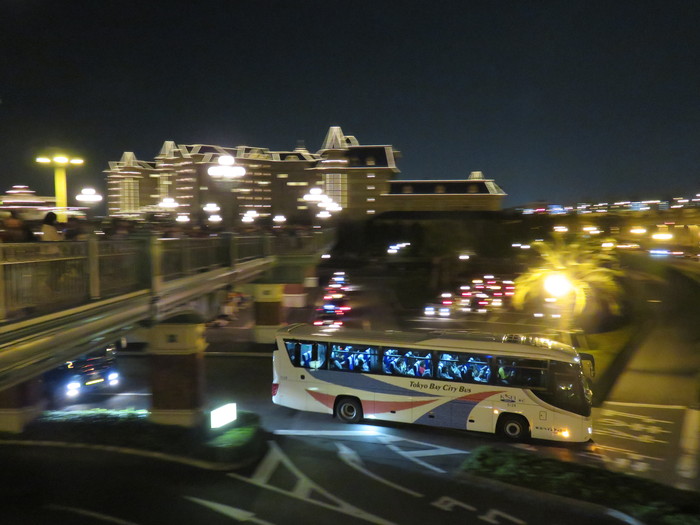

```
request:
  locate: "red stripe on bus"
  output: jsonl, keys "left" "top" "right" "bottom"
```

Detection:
{"left": 306, "top": 390, "right": 436, "bottom": 414}
{"left": 458, "top": 390, "right": 504, "bottom": 402}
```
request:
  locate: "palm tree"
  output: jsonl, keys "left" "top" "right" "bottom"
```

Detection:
{"left": 512, "top": 238, "right": 625, "bottom": 333}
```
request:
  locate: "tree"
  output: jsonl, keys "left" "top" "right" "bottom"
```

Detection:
{"left": 512, "top": 238, "right": 625, "bottom": 332}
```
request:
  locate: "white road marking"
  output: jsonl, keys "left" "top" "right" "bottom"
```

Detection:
{"left": 431, "top": 495, "right": 476, "bottom": 512}
{"left": 592, "top": 443, "right": 665, "bottom": 462}
{"left": 602, "top": 401, "right": 686, "bottom": 410}
{"left": 274, "top": 430, "right": 380, "bottom": 436}
{"left": 276, "top": 429, "right": 469, "bottom": 473}
{"left": 46, "top": 504, "right": 141, "bottom": 525}
{"left": 185, "top": 497, "right": 274, "bottom": 524}
{"left": 605, "top": 509, "right": 645, "bottom": 525}
{"left": 478, "top": 508, "right": 527, "bottom": 524}
{"left": 676, "top": 408, "right": 699, "bottom": 487}
{"left": 228, "top": 441, "right": 396, "bottom": 525}
{"left": 336, "top": 442, "right": 423, "bottom": 497}
{"left": 375, "top": 435, "right": 466, "bottom": 474}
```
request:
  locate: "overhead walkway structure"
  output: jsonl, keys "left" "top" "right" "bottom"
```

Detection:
{"left": 0, "top": 230, "right": 333, "bottom": 431}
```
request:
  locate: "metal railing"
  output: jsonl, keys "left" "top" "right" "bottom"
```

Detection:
{"left": 0, "top": 229, "right": 334, "bottom": 324}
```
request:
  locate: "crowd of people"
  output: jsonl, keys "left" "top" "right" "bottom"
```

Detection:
{"left": 0, "top": 212, "right": 313, "bottom": 244}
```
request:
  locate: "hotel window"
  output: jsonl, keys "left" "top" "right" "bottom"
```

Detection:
{"left": 366, "top": 157, "right": 376, "bottom": 166}
{"left": 367, "top": 173, "right": 375, "bottom": 178}
{"left": 367, "top": 198, "right": 375, "bottom": 202}
{"left": 367, "top": 209, "right": 376, "bottom": 214}
{"left": 402, "top": 185, "right": 413, "bottom": 193}
{"left": 324, "top": 172, "right": 347, "bottom": 208}
{"left": 366, "top": 185, "right": 375, "bottom": 190}
{"left": 468, "top": 184, "right": 479, "bottom": 193}
{"left": 277, "top": 174, "right": 289, "bottom": 178}
{"left": 436, "top": 185, "right": 445, "bottom": 194}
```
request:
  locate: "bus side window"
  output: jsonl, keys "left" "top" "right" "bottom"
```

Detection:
{"left": 383, "top": 349, "right": 399, "bottom": 374}
{"left": 496, "top": 358, "right": 516, "bottom": 385}
{"left": 308, "top": 343, "right": 327, "bottom": 370}
{"left": 300, "top": 342, "right": 315, "bottom": 368}
{"left": 331, "top": 345, "right": 348, "bottom": 371}
{"left": 464, "top": 355, "right": 490, "bottom": 384}
{"left": 285, "top": 340, "right": 301, "bottom": 367}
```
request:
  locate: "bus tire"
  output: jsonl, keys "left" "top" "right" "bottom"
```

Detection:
{"left": 498, "top": 414, "right": 530, "bottom": 441}
{"left": 336, "top": 397, "right": 363, "bottom": 424}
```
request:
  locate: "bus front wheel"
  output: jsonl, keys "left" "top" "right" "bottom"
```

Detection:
{"left": 498, "top": 414, "right": 530, "bottom": 441}
{"left": 336, "top": 397, "right": 363, "bottom": 424}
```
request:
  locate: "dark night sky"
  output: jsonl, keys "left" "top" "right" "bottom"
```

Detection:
{"left": 1, "top": 0, "right": 699, "bottom": 207}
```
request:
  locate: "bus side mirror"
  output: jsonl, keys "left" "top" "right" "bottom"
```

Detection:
{"left": 579, "top": 353, "right": 596, "bottom": 378}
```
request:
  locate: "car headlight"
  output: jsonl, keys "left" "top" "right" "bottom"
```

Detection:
{"left": 108, "top": 372, "right": 119, "bottom": 381}
{"left": 67, "top": 382, "right": 81, "bottom": 390}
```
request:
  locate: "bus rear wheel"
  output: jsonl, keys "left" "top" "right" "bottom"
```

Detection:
{"left": 336, "top": 397, "right": 363, "bottom": 424}
{"left": 499, "top": 414, "right": 530, "bottom": 441}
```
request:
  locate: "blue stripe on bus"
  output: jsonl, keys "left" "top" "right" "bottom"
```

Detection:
{"left": 307, "top": 369, "right": 435, "bottom": 397}
{"left": 413, "top": 398, "right": 479, "bottom": 428}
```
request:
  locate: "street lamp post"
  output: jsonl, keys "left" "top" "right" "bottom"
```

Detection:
{"left": 207, "top": 155, "right": 245, "bottom": 229}
{"left": 36, "top": 154, "right": 84, "bottom": 222}
{"left": 75, "top": 188, "right": 103, "bottom": 218}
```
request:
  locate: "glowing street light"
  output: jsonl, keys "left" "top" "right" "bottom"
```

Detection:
{"left": 544, "top": 273, "right": 573, "bottom": 297}
{"left": 75, "top": 187, "right": 103, "bottom": 203}
{"left": 158, "top": 197, "right": 179, "bottom": 209}
{"left": 207, "top": 155, "right": 245, "bottom": 179}
{"left": 36, "top": 153, "right": 84, "bottom": 222}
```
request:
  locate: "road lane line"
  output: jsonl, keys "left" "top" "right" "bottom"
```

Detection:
{"left": 336, "top": 442, "right": 423, "bottom": 498}
{"left": 229, "top": 442, "right": 396, "bottom": 525}
{"left": 274, "top": 430, "right": 380, "bottom": 436}
{"left": 185, "top": 497, "right": 274, "bottom": 524}
{"left": 602, "top": 401, "right": 686, "bottom": 410}
{"left": 47, "top": 504, "right": 141, "bottom": 525}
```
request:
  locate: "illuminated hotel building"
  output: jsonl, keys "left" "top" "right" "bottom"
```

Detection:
{"left": 104, "top": 126, "right": 505, "bottom": 225}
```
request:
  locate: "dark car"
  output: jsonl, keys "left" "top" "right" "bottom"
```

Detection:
{"left": 44, "top": 345, "right": 120, "bottom": 407}
{"left": 313, "top": 306, "right": 344, "bottom": 326}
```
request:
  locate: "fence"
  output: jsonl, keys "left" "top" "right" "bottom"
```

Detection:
{"left": 0, "top": 229, "right": 333, "bottom": 323}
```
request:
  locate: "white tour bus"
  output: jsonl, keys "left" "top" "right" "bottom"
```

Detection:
{"left": 272, "top": 324, "right": 595, "bottom": 442}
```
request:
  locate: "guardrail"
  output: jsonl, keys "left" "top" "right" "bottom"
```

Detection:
{"left": 0, "top": 230, "right": 333, "bottom": 324}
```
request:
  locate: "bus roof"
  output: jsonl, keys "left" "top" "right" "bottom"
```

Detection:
{"left": 277, "top": 323, "right": 580, "bottom": 362}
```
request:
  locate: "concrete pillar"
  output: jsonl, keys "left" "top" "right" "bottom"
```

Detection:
{"left": 283, "top": 283, "right": 307, "bottom": 308}
{"left": 147, "top": 313, "right": 208, "bottom": 428}
{"left": 0, "top": 379, "right": 43, "bottom": 433}
{"left": 250, "top": 283, "right": 285, "bottom": 344}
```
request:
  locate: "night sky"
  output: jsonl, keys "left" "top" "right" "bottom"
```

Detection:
{"left": 2, "top": 0, "right": 699, "bottom": 208}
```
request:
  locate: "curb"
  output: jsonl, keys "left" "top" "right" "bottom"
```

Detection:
{"left": 453, "top": 470, "right": 644, "bottom": 524}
